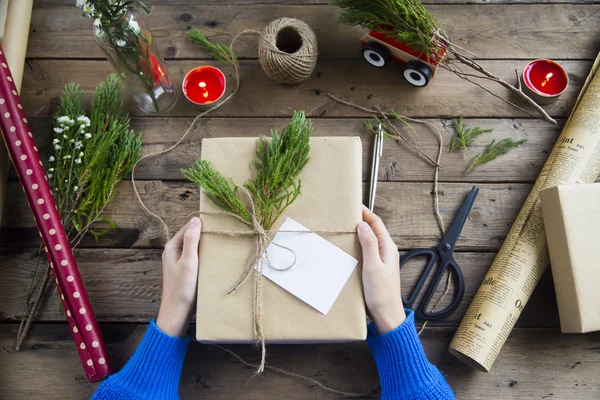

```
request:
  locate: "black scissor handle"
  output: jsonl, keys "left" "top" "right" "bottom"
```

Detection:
{"left": 419, "top": 259, "right": 465, "bottom": 320}
{"left": 399, "top": 248, "right": 438, "bottom": 309}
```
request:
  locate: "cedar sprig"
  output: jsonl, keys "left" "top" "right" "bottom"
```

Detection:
{"left": 465, "top": 138, "right": 527, "bottom": 174}
{"left": 182, "top": 111, "right": 312, "bottom": 230}
{"left": 450, "top": 114, "right": 492, "bottom": 157}
{"left": 332, "top": 0, "right": 442, "bottom": 57}
{"left": 181, "top": 160, "right": 252, "bottom": 224}
{"left": 187, "top": 29, "right": 238, "bottom": 66}
{"left": 246, "top": 111, "right": 311, "bottom": 229}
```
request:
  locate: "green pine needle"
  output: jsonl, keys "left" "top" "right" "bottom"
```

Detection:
{"left": 187, "top": 29, "right": 238, "bottom": 66}
{"left": 465, "top": 138, "right": 527, "bottom": 174}
{"left": 48, "top": 73, "right": 141, "bottom": 239}
{"left": 183, "top": 111, "right": 312, "bottom": 230}
{"left": 331, "top": 0, "right": 444, "bottom": 57}
{"left": 181, "top": 160, "right": 252, "bottom": 224}
{"left": 450, "top": 115, "right": 492, "bottom": 157}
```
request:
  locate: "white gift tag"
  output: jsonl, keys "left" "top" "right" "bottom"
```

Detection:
{"left": 255, "top": 217, "right": 359, "bottom": 315}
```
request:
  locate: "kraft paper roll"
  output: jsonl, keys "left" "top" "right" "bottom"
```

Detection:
{"left": 0, "top": 0, "right": 33, "bottom": 224}
{"left": 0, "top": 45, "right": 112, "bottom": 382}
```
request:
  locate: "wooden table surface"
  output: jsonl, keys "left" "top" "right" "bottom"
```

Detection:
{"left": 1, "top": 0, "right": 600, "bottom": 398}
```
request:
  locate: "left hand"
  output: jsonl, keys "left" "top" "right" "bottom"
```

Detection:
{"left": 156, "top": 217, "right": 202, "bottom": 337}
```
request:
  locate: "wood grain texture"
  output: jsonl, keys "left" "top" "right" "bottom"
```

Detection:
{"left": 21, "top": 117, "right": 566, "bottom": 183}
{"left": 1, "top": 323, "right": 599, "bottom": 399}
{"left": 0, "top": 248, "right": 560, "bottom": 327}
{"left": 1, "top": 180, "right": 533, "bottom": 251}
{"left": 19, "top": 59, "right": 589, "bottom": 118}
{"left": 27, "top": 3, "right": 600, "bottom": 60}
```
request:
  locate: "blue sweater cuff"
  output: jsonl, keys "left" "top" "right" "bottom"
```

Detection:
{"left": 92, "top": 320, "right": 191, "bottom": 400}
{"left": 367, "top": 310, "right": 454, "bottom": 400}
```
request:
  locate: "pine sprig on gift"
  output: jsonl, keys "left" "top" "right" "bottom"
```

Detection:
{"left": 245, "top": 111, "right": 311, "bottom": 229}
{"left": 465, "top": 138, "right": 527, "bottom": 174}
{"left": 182, "top": 111, "right": 312, "bottom": 230}
{"left": 187, "top": 30, "right": 238, "bottom": 66}
{"left": 450, "top": 115, "right": 492, "bottom": 157}
{"left": 181, "top": 160, "right": 252, "bottom": 224}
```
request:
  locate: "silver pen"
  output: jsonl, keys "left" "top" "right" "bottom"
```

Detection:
{"left": 368, "top": 124, "right": 383, "bottom": 212}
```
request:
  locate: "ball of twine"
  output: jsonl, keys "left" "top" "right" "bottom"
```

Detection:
{"left": 258, "top": 18, "right": 318, "bottom": 85}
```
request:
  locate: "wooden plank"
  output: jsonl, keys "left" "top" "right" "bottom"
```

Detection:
{"left": 1, "top": 181, "right": 532, "bottom": 251}
{"left": 1, "top": 323, "right": 598, "bottom": 399}
{"left": 28, "top": 3, "right": 600, "bottom": 60}
{"left": 0, "top": 248, "right": 560, "bottom": 327}
{"left": 22, "top": 117, "right": 565, "bottom": 183}
{"left": 20, "top": 59, "right": 590, "bottom": 118}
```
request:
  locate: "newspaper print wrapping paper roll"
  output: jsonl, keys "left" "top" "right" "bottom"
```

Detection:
{"left": 0, "top": 45, "right": 111, "bottom": 382}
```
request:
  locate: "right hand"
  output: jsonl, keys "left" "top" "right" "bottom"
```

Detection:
{"left": 357, "top": 205, "right": 406, "bottom": 334}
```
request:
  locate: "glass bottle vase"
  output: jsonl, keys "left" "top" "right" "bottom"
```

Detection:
{"left": 93, "top": 9, "right": 178, "bottom": 114}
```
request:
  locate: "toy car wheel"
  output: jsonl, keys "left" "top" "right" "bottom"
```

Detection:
{"left": 404, "top": 61, "right": 433, "bottom": 87}
{"left": 362, "top": 43, "right": 389, "bottom": 68}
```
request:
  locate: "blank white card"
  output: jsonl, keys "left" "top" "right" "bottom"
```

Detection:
{"left": 255, "top": 217, "right": 359, "bottom": 315}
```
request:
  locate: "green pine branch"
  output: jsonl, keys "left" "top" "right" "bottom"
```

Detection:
{"left": 182, "top": 111, "right": 312, "bottom": 231}
{"left": 181, "top": 160, "right": 252, "bottom": 224}
{"left": 187, "top": 29, "right": 238, "bottom": 66}
{"left": 450, "top": 115, "right": 492, "bottom": 157}
{"left": 465, "top": 138, "right": 527, "bottom": 174}
{"left": 331, "top": 0, "right": 443, "bottom": 57}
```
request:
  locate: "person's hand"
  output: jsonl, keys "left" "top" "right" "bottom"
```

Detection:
{"left": 156, "top": 217, "right": 202, "bottom": 337}
{"left": 357, "top": 206, "right": 406, "bottom": 334}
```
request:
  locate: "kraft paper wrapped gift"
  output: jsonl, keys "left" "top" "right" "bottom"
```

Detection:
{"left": 196, "top": 136, "right": 367, "bottom": 342}
{"left": 540, "top": 183, "right": 600, "bottom": 333}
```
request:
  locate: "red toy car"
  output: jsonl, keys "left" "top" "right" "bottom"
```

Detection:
{"left": 360, "top": 29, "right": 446, "bottom": 87}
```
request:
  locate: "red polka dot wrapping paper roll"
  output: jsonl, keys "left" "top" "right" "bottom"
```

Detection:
{"left": 0, "top": 46, "right": 111, "bottom": 382}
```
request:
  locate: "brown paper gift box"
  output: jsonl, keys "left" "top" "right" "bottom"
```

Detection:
{"left": 196, "top": 136, "right": 367, "bottom": 343}
{"left": 540, "top": 183, "right": 600, "bottom": 333}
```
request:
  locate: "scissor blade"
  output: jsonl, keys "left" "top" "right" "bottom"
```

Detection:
{"left": 440, "top": 186, "right": 479, "bottom": 249}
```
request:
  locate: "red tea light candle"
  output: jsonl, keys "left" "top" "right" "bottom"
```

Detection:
{"left": 182, "top": 66, "right": 226, "bottom": 105}
{"left": 522, "top": 59, "right": 569, "bottom": 105}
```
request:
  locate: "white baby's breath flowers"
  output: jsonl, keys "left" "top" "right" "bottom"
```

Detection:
{"left": 115, "top": 39, "right": 127, "bottom": 47}
{"left": 54, "top": 127, "right": 63, "bottom": 134}
{"left": 73, "top": 186, "right": 79, "bottom": 192}
{"left": 54, "top": 145, "right": 61, "bottom": 150}
{"left": 48, "top": 156, "right": 55, "bottom": 162}
{"left": 75, "top": 158, "right": 82, "bottom": 164}
{"left": 57, "top": 116, "right": 71, "bottom": 123}
{"left": 77, "top": 115, "right": 90, "bottom": 125}
{"left": 79, "top": 152, "right": 85, "bottom": 158}
{"left": 74, "top": 141, "right": 83, "bottom": 149}
{"left": 64, "top": 155, "right": 72, "bottom": 160}
{"left": 49, "top": 168, "right": 55, "bottom": 172}
{"left": 48, "top": 173, "right": 53, "bottom": 179}
{"left": 52, "top": 138, "right": 59, "bottom": 145}
{"left": 85, "top": 133, "right": 92, "bottom": 139}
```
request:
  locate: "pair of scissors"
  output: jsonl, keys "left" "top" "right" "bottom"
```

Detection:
{"left": 399, "top": 186, "right": 479, "bottom": 320}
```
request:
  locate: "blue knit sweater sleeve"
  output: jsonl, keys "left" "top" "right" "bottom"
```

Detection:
{"left": 367, "top": 309, "right": 454, "bottom": 400}
{"left": 91, "top": 320, "right": 190, "bottom": 400}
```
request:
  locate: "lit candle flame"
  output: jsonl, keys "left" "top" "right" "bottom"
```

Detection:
{"left": 541, "top": 72, "right": 553, "bottom": 87}
{"left": 203, "top": 91, "right": 209, "bottom": 98}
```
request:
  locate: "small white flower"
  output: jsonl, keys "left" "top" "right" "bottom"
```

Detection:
{"left": 52, "top": 138, "right": 59, "bottom": 144}
{"left": 74, "top": 186, "right": 79, "bottom": 191}
{"left": 54, "top": 127, "right": 63, "bottom": 134}
{"left": 84, "top": 133, "right": 92, "bottom": 139}
{"left": 129, "top": 20, "right": 140, "bottom": 33}
{"left": 48, "top": 168, "right": 55, "bottom": 172}
{"left": 54, "top": 144, "right": 62, "bottom": 150}
{"left": 57, "top": 116, "right": 70, "bottom": 123}
{"left": 139, "top": 71, "right": 144, "bottom": 75}
{"left": 74, "top": 141, "right": 83, "bottom": 149}
{"left": 63, "top": 155, "right": 72, "bottom": 160}
{"left": 115, "top": 39, "right": 127, "bottom": 47}
{"left": 75, "top": 158, "right": 82, "bottom": 164}
{"left": 48, "top": 173, "right": 53, "bottom": 179}
{"left": 63, "top": 125, "right": 70, "bottom": 130}
{"left": 79, "top": 151, "right": 84, "bottom": 158}
{"left": 93, "top": 18, "right": 102, "bottom": 29}
{"left": 48, "top": 156, "right": 55, "bottom": 162}
{"left": 63, "top": 134, "right": 68, "bottom": 139}
{"left": 77, "top": 115, "right": 90, "bottom": 124}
